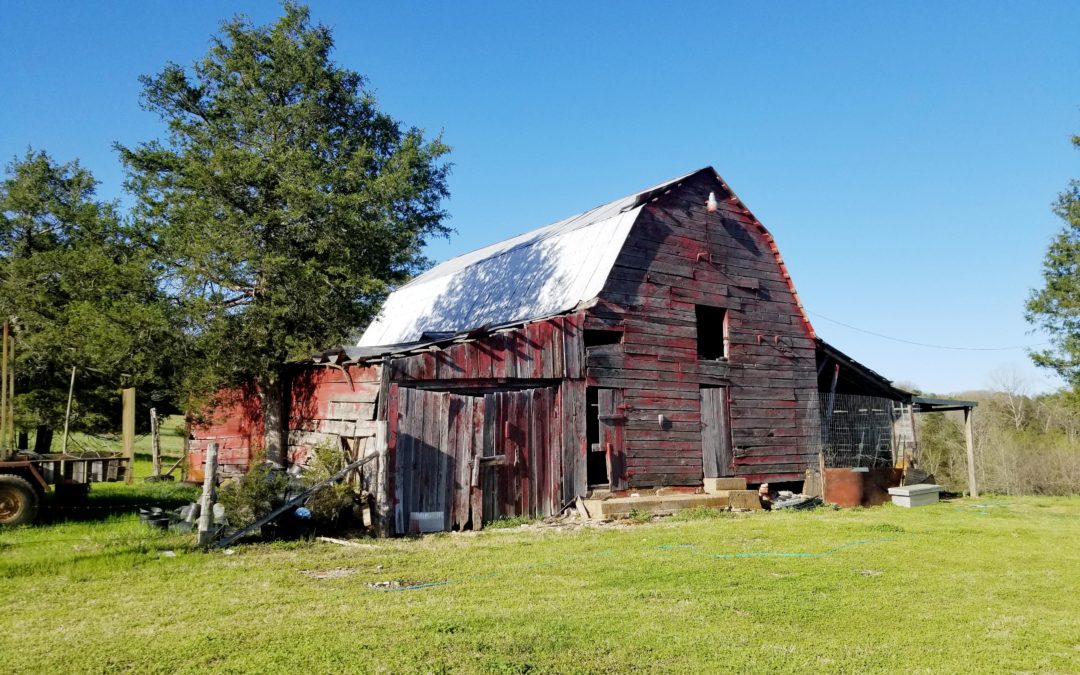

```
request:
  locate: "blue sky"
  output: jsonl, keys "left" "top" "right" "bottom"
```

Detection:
{"left": 1, "top": 1, "right": 1077, "bottom": 395}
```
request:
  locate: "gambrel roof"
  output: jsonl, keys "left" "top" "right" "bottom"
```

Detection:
{"left": 358, "top": 167, "right": 814, "bottom": 347}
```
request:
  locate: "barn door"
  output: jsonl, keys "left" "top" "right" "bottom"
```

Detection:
{"left": 597, "top": 389, "right": 626, "bottom": 490}
{"left": 481, "top": 387, "right": 561, "bottom": 524}
{"left": 390, "top": 385, "right": 562, "bottom": 534}
{"left": 700, "top": 386, "right": 733, "bottom": 478}
{"left": 391, "top": 387, "right": 479, "bottom": 534}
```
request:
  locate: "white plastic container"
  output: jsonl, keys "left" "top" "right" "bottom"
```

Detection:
{"left": 887, "top": 484, "right": 942, "bottom": 508}
{"left": 409, "top": 511, "right": 445, "bottom": 533}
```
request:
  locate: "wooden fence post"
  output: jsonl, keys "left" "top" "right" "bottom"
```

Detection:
{"left": 964, "top": 407, "right": 978, "bottom": 498}
{"left": 1, "top": 320, "right": 8, "bottom": 454}
{"left": 122, "top": 386, "right": 135, "bottom": 483}
{"left": 197, "top": 442, "right": 220, "bottom": 546}
{"left": 150, "top": 408, "right": 161, "bottom": 478}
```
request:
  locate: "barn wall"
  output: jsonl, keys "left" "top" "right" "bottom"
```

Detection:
{"left": 188, "top": 363, "right": 385, "bottom": 479}
{"left": 188, "top": 384, "right": 265, "bottom": 481}
{"left": 287, "top": 363, "right": 383, "bottom": 465}
{"left": 589, "top": 172, "right": 818, "bottom": 485}
{"left": 388, "top": 314, "right": 583, "bottom": 384}
{"left": 383, "top": 315, "right": 588, "bottom": 532}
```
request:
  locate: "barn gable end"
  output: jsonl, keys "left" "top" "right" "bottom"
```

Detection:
{"left": 586, "top": 169, "right": 819, "bottom": 485}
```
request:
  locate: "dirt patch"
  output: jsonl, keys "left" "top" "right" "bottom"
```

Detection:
{"left": 299, "top": 567, "right": 357, "bottom": 580}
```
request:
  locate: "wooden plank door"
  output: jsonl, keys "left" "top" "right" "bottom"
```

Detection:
{"left": 477, "top": 387, "right": 563, "bottom": 525}
{"left": 700, "top": 386, "right": 733, "bottom": 478}
{"left": 597, "top": 389, "right": 626, "bottom": 490}
{"left": 391, "top": 387, "right": 479, "bottom": 534}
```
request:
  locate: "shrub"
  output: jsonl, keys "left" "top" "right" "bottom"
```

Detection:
{"left": 218, "top": 462, "right": 288, "bottom": 528}
{"left": 301, "top": 442, "right": 361, "bottom": 526}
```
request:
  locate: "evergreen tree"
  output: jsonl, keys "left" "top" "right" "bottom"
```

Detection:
{"left": 1027, "top": 133, "right": 1080, "bottom": 388}
{"left": 117, "top": 4, "right": 450, "bottom": 431}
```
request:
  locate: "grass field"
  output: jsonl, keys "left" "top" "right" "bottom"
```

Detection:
{"left": 2, "top": 479, "right": 1079, "bottom": 673}
{"left": 61, "top": 414, "right": 188, "bottom": 460}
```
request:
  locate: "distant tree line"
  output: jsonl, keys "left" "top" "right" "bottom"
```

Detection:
{"left": 0, "top": 3, "right": 449, "bottom": 448}
{"left": 918, "top": 383, "right": 1080, "bottom": 496}
{"left": 922, "top": 131, "right": 1080, "bottom": 496}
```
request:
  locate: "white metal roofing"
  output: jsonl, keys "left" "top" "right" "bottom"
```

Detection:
{"left": 358, "top": 170, "right": 703, "bottom": 347}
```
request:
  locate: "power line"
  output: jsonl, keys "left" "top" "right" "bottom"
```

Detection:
{"left": 807, "top": 311, "right": 1049, "bottom": 352}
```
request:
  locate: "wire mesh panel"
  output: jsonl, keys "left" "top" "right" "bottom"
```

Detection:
{"left": 818, "top": 393, "right": 905, "bottom": 469}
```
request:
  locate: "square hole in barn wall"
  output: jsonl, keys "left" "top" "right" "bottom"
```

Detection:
{"left": 583, "top": 329, "right": 623, "bottom": 347}
{"left": 695, "top": 305, "right": 728, "bottom": 360}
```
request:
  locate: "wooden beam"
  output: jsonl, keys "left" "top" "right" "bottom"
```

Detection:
{"left": 150, "top": 407, "right": 161, "bottom": 478}
{"left": 122, "top": 386, "right": 136, "bottom": 483}
{"left": 0, "top": 321, "right": 7, "bottom": 455}
{"left": 964, "top": 408, "right": 978, "bottom": 498}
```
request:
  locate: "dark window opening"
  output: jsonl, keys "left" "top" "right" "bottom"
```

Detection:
{"left": 585, "top": 387, "right": 609, "bottom": 487}
{"left": 696, "top": 305, "right": 729, "bottom": 360}
{"left": 583, "top": 329, "right": 623, "bottom": 347}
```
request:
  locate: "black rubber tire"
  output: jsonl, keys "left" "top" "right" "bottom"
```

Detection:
{"left": 0, "top": 474, "right": 40, "bottom": 526}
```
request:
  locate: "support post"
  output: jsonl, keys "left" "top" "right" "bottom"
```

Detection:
{"left": 6, "top": 333, "right": 14, "bottom": 452}
{"left": 61, "top": 366, "right": 76, "bottom": 454}
{"left": 197, "top": 442, "right": 220, "bottom": 546}
{"left": 122, "top": 386, "right": 135, "bottom": 483}
{"left": 0, "top": 320, "right": 7, "bottom": 455}
{"left": 374, "top": 421, "right": 391, "bottom": 536}
{"left": 964, "top": 407, "right": 977, "bottom": 498}
{"left": 150, "top": 408, "right": 161, "bottom": 477}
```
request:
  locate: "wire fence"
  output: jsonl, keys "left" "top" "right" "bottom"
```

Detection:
{"left": 815, "top": 392, "right": 915, "bottom": 469}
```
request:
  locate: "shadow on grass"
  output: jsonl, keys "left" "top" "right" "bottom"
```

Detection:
{"left": 35, "top": 469, "right": 200, "bottom": 525}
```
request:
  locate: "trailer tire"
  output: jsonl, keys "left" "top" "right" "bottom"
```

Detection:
{"left": 0, "top": 475, "right": 39, "bottom": 526}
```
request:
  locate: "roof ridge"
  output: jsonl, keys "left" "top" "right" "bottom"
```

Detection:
{"left": 400, "top": 167, "right": 712, "bottom": 290}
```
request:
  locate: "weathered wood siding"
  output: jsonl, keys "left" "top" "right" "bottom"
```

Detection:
{"left": 288, "top": 363, "right": 383, "bottom": 465}
{"left": 388, "top": 314, "right": 583, "bottom": 385}
{"left": 387, "top": 382, "right": 579, "bottom": 533}
{"left": 188, "top": 384, "right": 265, "bottom": 481}
{"left": 588, "top": 172, "right": 818, "bottom": 485}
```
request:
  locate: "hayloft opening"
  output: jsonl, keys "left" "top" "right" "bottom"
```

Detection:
{"left": 695, "top": 305, "right": 729, "bottom": 360}
{"left": 583, "top": 329, "right": 623, "bottom": 347}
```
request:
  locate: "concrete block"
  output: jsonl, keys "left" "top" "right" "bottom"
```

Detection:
{"left": 704, "top": 477, "right": 747, "bottom": 493}
{"left": 726, "top": 490, "right": 763, "bottom": 510}
{"left": 585, "top": 492, "right": 731, "bottom": 520}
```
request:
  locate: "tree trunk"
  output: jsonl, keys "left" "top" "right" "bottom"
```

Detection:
{"left": 261, "top": 375, "right": 287, "bottom": 468}
{"left": 34, "top": 426, "right": 53, "bottom": 454}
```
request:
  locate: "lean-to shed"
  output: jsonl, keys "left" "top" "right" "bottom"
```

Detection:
{"left": 191, "top": 166, "right": 883, "bottom": 532}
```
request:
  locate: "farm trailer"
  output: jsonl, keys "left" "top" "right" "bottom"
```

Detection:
{"left": 0, "top": 452, "right": 129, "bottom": 525}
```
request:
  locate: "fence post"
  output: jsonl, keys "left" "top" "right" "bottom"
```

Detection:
{"left": 122, "top": 385, "right": 135, "bottom": 483}
{"left": 150, "top": 408, "right": 161, "bottom": 478}
{"left": 197, "top": 442, "right": 220, "bottom": 546}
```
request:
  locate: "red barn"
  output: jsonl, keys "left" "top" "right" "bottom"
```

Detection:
{"left": 191, "top": 167, "right": 957, "bottom": 532}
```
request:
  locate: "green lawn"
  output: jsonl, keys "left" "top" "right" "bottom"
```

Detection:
{"left": 2, "top": 491, "right": 1079, "bottom": 673}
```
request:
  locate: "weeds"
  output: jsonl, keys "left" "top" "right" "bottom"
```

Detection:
{"left": 486, "top": 515, "right": 537, "bottom": 529}
{"left": 670, "top": 506, "right": 733, "bottom": 521}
